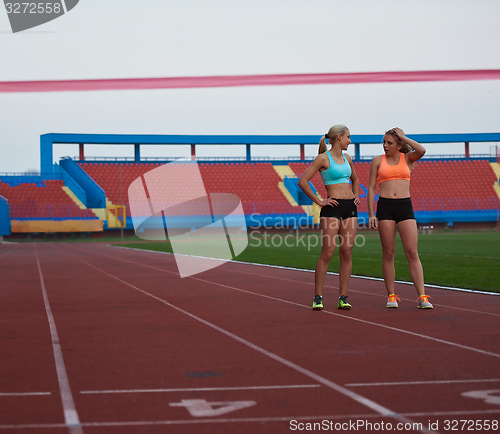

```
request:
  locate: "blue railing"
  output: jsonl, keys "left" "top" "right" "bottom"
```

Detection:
{"left": 0, "top": 194, "right": 10, "bottom": 236}
{"left": 74, "top": 156, "right": 306, "bottom": 163}
{"left": 0, "top": 172, "right": 63, "bottom": 186}
{"left": 40, "top": 132, "right": 500, "bottom": 173}
{"left": 73, "top": 154, "right": 494, "bottom": 164}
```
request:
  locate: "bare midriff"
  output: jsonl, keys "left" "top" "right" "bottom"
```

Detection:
{"left": 379, "top": 179, "right": 410, "bottom": 198}
{"left": 325, "top": 183, "right": 355, "bottom": 199}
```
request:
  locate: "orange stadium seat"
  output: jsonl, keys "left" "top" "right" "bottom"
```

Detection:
{"left": 74, "top": 159, "right": 499, "bottom": 217}
{"left": 289, "top": 159, "right": 498, "bottom": 212}
{"left": 0, "top": 179, "right": 97, "bottom": 219}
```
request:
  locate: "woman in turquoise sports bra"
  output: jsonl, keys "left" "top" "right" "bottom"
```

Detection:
{"left": 298, "top": 125, "right": 360, "bottom": 311}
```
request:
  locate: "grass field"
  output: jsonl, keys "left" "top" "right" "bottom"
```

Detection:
{"left": 116, "top": 229, "right": 500, "bottom": 293}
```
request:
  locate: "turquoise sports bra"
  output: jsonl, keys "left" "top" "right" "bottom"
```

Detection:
{"left": 320, "top": 152, "right": 351, "bottom": 185}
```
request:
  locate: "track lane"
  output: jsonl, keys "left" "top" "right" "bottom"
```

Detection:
{"left": 51, "top": 243, "right": 435, "bottom": 433}
{"left": 71, "top": 243, "right": 500, "bottom": 426}
{"left": 3, "top": 242, "right": 499, "bottom": 433}
{"left": 0, "top": 244, "right": 74, "bottom": 431}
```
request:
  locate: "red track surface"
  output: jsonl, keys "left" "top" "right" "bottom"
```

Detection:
{"left": 1, "top": 242, "right": 499, "bottom": 434}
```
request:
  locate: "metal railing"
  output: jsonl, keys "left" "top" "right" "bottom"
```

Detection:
{"left": 72, "top": 154, "right": 494, "bottom": 164}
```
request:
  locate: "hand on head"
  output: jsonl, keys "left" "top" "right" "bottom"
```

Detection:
{"left": 392, "top": 127, "right": 406, "bottom": 139}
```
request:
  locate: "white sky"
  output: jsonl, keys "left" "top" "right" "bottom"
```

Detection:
{"left": 1, "top": 0, "right": 499, "bottom": 173}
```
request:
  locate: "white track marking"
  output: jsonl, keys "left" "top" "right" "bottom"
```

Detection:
{"left": 404, "top": 409, "right": 500, "bottom": 417}
{"left": 34, "top": 245, "right": 83, "bottom": 434}
{"left": 81, "top": 384, "right": 320, "bottom": 394}
{"left": 0, "top": 392, "right": 51, "bottom": 396}
{"left": 206, "top": 264, "right": 500, "bottom": 317}
{"left": 169, "top": 399, "right": 256, "bottom": 417}
{"left": 347, "top": 379, "right": 500, "bottom": 387}
{"left": 110, "top": 246, "right": 500, "bottom": 316}
{"left": 0, "top": 413, "right": 394, "bottom": 430}
{"left": 80, "top": 246, "right": 500, "bottom": 359}
{"left": 112, "top": 245, "right": 500, "bottom": 296}
{"left": 191, "top": 277, "right": 500, "bottom": 359}
{"left": 68, "top": 253, "right": 434, "bottom": 433}
{"left": 1, "top": 409, "right": 500, "bottom": 430}
{"left": 462, "top": 389, "right": 500, "bottom": 405}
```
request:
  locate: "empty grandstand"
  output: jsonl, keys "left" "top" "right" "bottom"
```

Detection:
{"left": 0, "top": 133, "right": 499, "bottom": 238}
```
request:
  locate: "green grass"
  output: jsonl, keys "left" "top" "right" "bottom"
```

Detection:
{"left": 116, "top": 229, "right": 500, "bottom": 293}
{"left": 350, "top": 231, "right": 500, "bottom": 292}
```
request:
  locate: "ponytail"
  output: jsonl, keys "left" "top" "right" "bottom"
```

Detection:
{"left": 318, "top": 124, "right": 348, "bottom": 155}
{"left": 318, "top": 136, "right": 328, "bottom": 154}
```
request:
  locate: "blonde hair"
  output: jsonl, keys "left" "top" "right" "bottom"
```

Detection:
{"left": 385, "top": 128, "right": 412, "bottom": 154}
{"left": 318, "top": 124, "right": 349, "bottom": 154}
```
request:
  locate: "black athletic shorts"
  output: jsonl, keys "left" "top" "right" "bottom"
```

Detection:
{"left": 320, "top": 198, "right": 357, "bottom": 221}
{"left": 376, "top": 197, "right": 415, "bottom": 223}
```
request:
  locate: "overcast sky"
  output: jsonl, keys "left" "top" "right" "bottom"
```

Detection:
{"left": 1, "top": 0, "right": 499, "bottom": 173}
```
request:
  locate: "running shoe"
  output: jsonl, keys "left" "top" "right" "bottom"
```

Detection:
{"left": 386, "top": 294, "right": 401, "bottom": 308}
{"left": 417, "top": 295, "right": 433, "bottom": 309}
{"left": 312, "top": 295, "right": 323, "bottom": 310}
{"left": 337, "top": 295, "right": 352, "bottom": 310}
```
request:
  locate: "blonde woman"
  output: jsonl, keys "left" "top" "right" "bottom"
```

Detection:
{"left": 367, "top": 127, "right": 433, "bottom": 309}
{"left": 298, "top": 125, "right": 360, "bottom": 310}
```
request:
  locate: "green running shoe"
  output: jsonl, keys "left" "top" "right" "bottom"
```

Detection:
{"left": 337, "top": 295, "right": 352, "bottom": 310}
{"left": 312, "top": 295, "right": 323, "bottom": 310}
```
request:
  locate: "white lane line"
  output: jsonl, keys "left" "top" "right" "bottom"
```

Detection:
{"left": 34, "top": 245, "right": 83, "bottom": 434}
{"left": 0, "top": 392, "right": 51, "bottom": 396}
{"left": 111, "top": 245, "right": 500, "bottom": 296}
{"left": 84, "top": 246, "right": 500, "bottom": 360}
{"left": 404, "top": 409, "right": 500, "bottom": 417}
{"left": 68, "top": 253, "right": 434, "bottom": 434}
{"left": 347, "top": 379, "right": 500, "bottom": 387}
{"left": 0, "top": 413, "right": 377, "bottom": 430}
{"left": 81, "top": 384, "right": 320, "bottom": 394}
{"left": 110, "top": 245, "right": 500, "bottom": 318}
{"left": 201, "top": 276, "right": 500, "bottom": 359}
{"left": 186, "top": 276, "right": 500, "bottom": 359}
{"left": 1, "top": 409, "right": 499, "bottom": 430}
{"left": 214, "top": 265, "right": 500, "bottom": 317}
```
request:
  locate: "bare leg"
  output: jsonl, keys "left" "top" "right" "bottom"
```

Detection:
{"left": 377, "top": 220, "right": 397, "bottom": 295}
{"left": 338, "top": 217, "right": 357, "bottom": 296}
{"left": 314, "top": 217, "right": 340, "bottom": 296}
{"left": 397, "top": 219, "right": 425, "bottom": 296}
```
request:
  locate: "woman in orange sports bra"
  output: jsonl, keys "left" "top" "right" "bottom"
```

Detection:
{"left": 367, "top": 127, "right": 433, "bottom": 309}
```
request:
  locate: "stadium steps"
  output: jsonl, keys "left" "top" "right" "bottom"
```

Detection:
{"left": 490, "top": 163, "right": 500, "bottom": 199}
{"left": 91, "top": 207, "right": 108, "bottom": 223}
{"left": 273, "top": 165, "right": 312, "bottom": 215}
{"left": 78, "top": 161, "right": 305, "bottom": 216}
{"left": 288, "top": 162, "right": 326, "bottom": 200}
{"left": 103, "top": 198, "right": 121, "bottom": 227}
{"left": 62, "top": 186, "right": 87, "bottom": 209}
{"left": 273, "top": 165, "right": 296, "bottom": 179}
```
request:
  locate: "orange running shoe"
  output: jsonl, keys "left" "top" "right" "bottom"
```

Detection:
{"left": 386, "top": 294, "right": 401, "bottom": 308}
{"left": 417, "top": 295, "right": 433, "bottom": 309}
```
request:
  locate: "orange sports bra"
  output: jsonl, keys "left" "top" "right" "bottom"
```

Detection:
{"left": 378, "top": 153, "right": 411, "bottom": 184}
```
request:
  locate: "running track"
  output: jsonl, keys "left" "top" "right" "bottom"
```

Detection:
{"left": 0, "top": 242, "right": 499, "bottom": 434}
